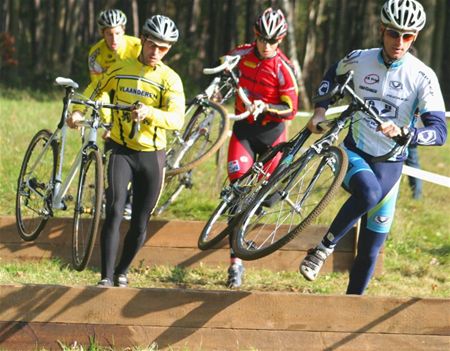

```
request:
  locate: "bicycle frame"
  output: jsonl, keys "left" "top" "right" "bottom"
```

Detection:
{"left": 22, "top": 99, "right": 101, "bottom": 214}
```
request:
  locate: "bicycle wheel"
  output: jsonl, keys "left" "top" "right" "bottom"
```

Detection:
{"left": 198, "top": 158, "right": 277, "bottom": 250}
{"left": 155, "top": 172, "right": 192, "bottom": 216}
{"left": 16, "top": 129, "right": 57, "bottom": 241}
{"left": 166, "top": 99, "right": 229, "bottom": 176}
{"left": 72, "top": 148, "right": 103, "bottom": 271}
{"left": 232, "top": 146, "right": 348, "bottom": 260}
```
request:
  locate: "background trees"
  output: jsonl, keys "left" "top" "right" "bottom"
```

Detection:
{"left": 1, "top": 0, "right": 449, "bottom": 107}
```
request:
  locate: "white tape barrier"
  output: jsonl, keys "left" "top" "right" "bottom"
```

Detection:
{"left": 296, "top": 105, "right": 349, "bottom": 118}
{"left": 402, "top": 165, "right": 450, "bottom": 188}
{"left": 299, "top": 108, "right": 450, "bottom": 119}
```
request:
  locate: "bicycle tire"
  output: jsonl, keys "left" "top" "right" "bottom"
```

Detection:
{"left": 72, "top": 148, "right": 104, "bottom": 271}
{"left": 197, "top": 152, "right": 282, "bottom": 251}
{"left": 155, "top": 173, "right": 190, "bottom": 216}
{"left": 232, "top": 146, "right": 348, "bottom": 260}
{"left": 166, "top": 99, "right": 229, "bottom": 176}
{"left": 16, "top": 129, "right": 57, "bottom": 241}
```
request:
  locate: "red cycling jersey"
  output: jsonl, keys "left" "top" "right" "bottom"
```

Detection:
{"left": 228, "top": 42, "right": 299, "bottom": 125}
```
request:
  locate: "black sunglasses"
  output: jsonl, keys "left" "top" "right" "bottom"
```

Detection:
{"left": 256, "top": 36, "right": 279, "bottom": 45}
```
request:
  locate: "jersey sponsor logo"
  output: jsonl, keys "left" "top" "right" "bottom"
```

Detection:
{"left": 364, "top": 98, "right": 398, "bottom": 127}
{"left": 374, "top": 215, "right": 390, "bottom": 224}
{"left": 389, "top": 81, "right": 403, "bottom": 90}
{"left": 120, "top": 86, "right": 155, "bottom": 99}
{"left": 243, "top": 60, "right": 257, "bottom": 69}
{"left": 364, "top": 74, "right": 379, "bottom": 85}
{"left": 359, "top": 85, "right": 377, "bottom": 93}
{"left": 228, "top": 160, "right": 240, "bottom": 174}
{"left": 344, "top": 50, "right": 362, "bottom": 61}
{"left": 318, "top": 81, "right": 330, "bottom": 95}
{"left": 417, "top": 130, "right": 437, "bottom": 145}
{"left": 386, "top": 93, "right": 407, "bottom": 101}
{"left": 240, "top": 156, "right": 249, "bottom": 163}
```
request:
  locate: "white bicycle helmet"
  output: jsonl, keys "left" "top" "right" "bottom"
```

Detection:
{"left": 254, "top": 8, "right": 288, "bottom": 40}
{"left": 142, "top": 15, "right": 179, "bottom": 46}
{"left": 97, "top": 9, "right": 127, "bottom": 30}
{"left": 381, "top": 0, "right": 426, "bottom": 31}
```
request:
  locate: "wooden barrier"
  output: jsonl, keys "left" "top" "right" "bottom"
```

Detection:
{"left": 0, "top": 284, "right": 448, "bottom": 350}
{"left": 0, "top": 216, "right": 382, "bottom": 275}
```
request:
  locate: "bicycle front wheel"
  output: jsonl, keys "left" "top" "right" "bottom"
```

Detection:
{"left": 232, "top": 146, "right": 348, "bottom": 260}
{"left": 72, "top": 148, "right": 103, "bottom": 271}
{"left": 166, "top": 99, "right": 229, "bottom": 176}
{"left": 16, "top": 129, "right": 57, "bottom": 241}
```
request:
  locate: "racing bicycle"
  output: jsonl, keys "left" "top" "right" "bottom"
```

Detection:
{"left": 15, "top": 77, "right": 134, "bottom": 271}
{"left": 231, "top": 70, "right": 411, "bottom": 260}
{"left": 156, "top": 55, "right": 252, "bottom": 215}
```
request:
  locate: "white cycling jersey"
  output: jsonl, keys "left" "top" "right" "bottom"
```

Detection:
{"left": 318, "top": 48, "right": 445, "bottom": 159}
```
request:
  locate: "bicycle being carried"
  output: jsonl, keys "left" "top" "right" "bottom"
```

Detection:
{"left": 156, "top": 55, "right": 254, "bottom": 215}
{"left": 229, "top": 71, "right": 411, "bottom": 260}
{"left": 15, "top": 77, "right": 135, "bottom": 271}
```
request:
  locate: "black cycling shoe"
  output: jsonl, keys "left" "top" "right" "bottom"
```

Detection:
{"left": 114, "top": 274, "right": 128, "bottom": 287}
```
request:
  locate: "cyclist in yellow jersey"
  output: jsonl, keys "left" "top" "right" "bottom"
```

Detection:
{"left": 90, "top": 9, "right": 141, "bottom": 220}
{"left": 68, "top": 15, "right": 185, "bottom": 288}
{"left": 89, "top": 9, "right": 141, "bottom": 85}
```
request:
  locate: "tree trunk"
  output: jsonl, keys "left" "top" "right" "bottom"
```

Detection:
{"left": 281, "top": 0, "right": 311, "bottom": 110}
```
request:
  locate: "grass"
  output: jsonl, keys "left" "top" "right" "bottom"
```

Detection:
{"left": 0, "top": 88, "right": 449, "bottom": 299}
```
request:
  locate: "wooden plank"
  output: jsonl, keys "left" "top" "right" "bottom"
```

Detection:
{"left": 0, "top": 285, "right": 448, "bottom": 350}
{"left": 0, "top": 216, "right": 384, "bottom": 274}
{"left": 0, "top": 216, "right": 355, "bottom": 251}
{"left": 1, "top": 321, "right": 448, "bottom": 351}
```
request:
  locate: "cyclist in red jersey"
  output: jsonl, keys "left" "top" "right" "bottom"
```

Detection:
{"left": 225, "top": 7, "right": 299, "bottom": 288}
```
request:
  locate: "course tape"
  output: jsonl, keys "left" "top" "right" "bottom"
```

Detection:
{"left": 298, "top": 108, "right": 450, "bottom": 119}
{"left": 403, "top": 165, "right": 450, "bottom": 188}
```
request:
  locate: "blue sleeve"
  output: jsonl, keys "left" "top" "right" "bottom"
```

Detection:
{"left": 410, "top": 111, "right": 447, "bottom": 146}
{"left": 314, "top": 62, "right": 339, "bottom": 109}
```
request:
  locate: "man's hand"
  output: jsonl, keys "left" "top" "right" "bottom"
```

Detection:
{"left": 67, "top": 111, "right": 85, "bottom": 129}
{"left": 131, "top": 102, "right": 153, "bottom": 122}
{"left": 251, "top": 100, "right": 267, "bottom": 118}
{"left": 377, "top": 120, "right": 402, "bottom": 138}
{"left": 307, "top": 107, "right": 327, "bottom": 134}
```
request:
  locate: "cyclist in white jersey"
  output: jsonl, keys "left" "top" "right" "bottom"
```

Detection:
{"left": 299, "top": 0, "right": 447, "bottom": 294}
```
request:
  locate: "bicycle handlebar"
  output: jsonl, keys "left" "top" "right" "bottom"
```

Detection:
{"left": 203, "top": 55, "right": 240, "bottom": 75}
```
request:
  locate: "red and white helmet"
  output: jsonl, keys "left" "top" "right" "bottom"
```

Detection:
{"left": 254, "top": 8, "right": 288, "bottom": 40}
{"left": 381, "top": 0, "right": 426, "bottom": 31}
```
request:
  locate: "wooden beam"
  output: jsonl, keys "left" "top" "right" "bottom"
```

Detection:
{"left": 0, "top": 216, "right": 383, "bottom": 274}
{"left": 0, "top": 284, "right": 448, "bottom": 350}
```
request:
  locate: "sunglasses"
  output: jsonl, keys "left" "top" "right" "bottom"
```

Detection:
{"left": 385, "top": 28, "right": 416, "bottom": 42}
{"left": 144, "top": 38, "right": 170, "bottom": 52}
{"left": 256, "top": 36, "right": 279, "bottom": 45}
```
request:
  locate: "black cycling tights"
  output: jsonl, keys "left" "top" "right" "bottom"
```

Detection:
{"left": 100, "top": 141, "right": 165, "bottom": 280}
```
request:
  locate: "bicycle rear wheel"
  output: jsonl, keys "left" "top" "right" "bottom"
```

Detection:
{"left": 16, "top": 129, "right": 57, "bottom": 241}
{"left": 232, "top": 146, "right": 347, "bottom": 260}
{"left": 155, "top": 172, "right": 192, "bottom": 216}
{"left": 166, "top": 99, "right": 229, "bottom": 176}
{"left": 72, "top": 148, "right": 103, "bottom": 271}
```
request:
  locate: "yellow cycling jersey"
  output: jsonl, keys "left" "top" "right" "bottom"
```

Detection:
{"left": 88, "top": 35, "right": 141, "bottom": 83}
{"left": 82, "top": 57, "right": 185, "bottom": 152}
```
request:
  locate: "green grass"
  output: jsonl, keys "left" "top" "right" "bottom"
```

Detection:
{"left": 1, "top": 88, "right": 449, "bottom": 299}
